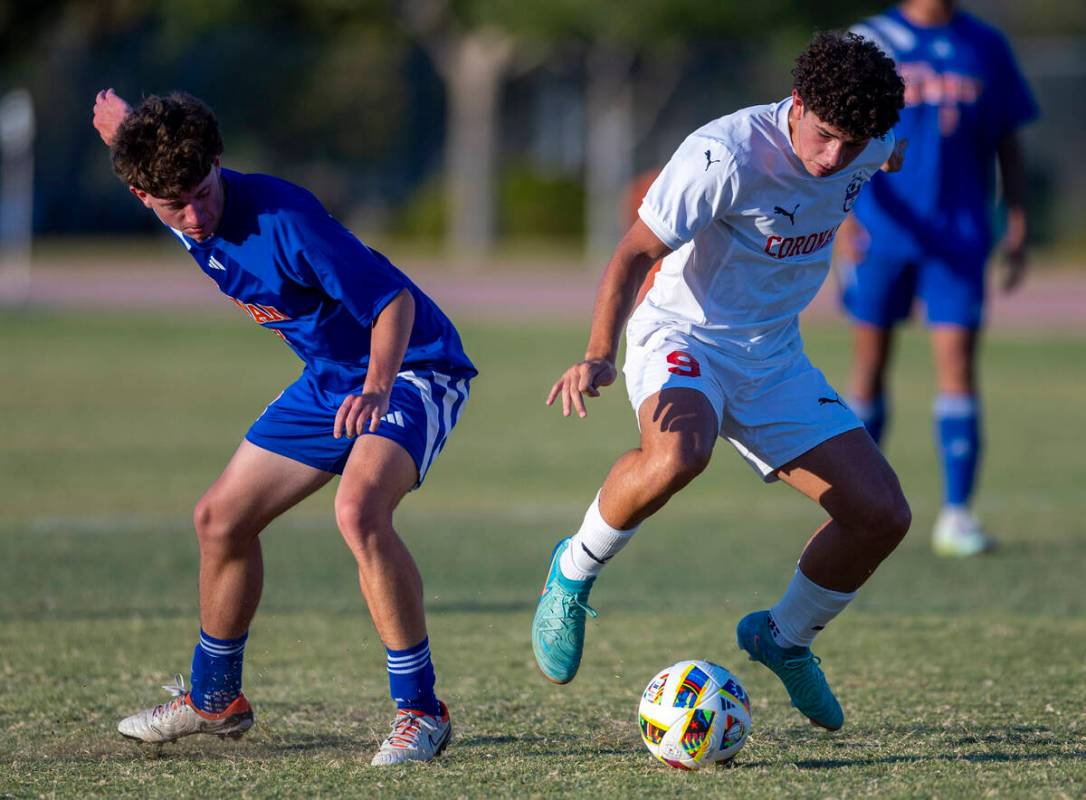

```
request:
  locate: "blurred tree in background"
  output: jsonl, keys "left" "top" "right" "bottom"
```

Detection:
{"left": 1, "top": 0, "right": 1083, "bottom": 258}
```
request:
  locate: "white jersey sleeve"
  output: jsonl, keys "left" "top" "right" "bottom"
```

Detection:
{"left": 638, "top": 134, "right": 739, "bottom": 252}
{"left": 628, "top": 98, "right": 897, "bottom": 362}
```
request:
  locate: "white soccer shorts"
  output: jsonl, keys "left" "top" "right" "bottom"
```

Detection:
{"left": 622, "top": 324, "right": 862, "bottom": 481}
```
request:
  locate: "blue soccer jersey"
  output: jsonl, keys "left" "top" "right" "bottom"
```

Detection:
{"left": 166, "top": 168, "right": 476, "bottom": 393}
{"left": 163, "top": 168, "right": 476, "bottom": 478}
{"left": 851, "top": 8, "right": 1038, "bottom": 252}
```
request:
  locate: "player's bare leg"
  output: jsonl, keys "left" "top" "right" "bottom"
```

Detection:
{"left": 598, "top": 388, "right": 719, "bottom": 528}
{"left": 930, "top": 324, "right": 990, "bottom": 555}
{"left": 778, "top": 428, "right": 911, "bottom": 590}
{"left": 196, "top": 442, "right": 335, "bottom": 636}
{"left": 118, "top": 441, "right": 333, "bottom": 743}
{"left": 848, "top": 322, "right": 895, "bottom": 445}
{"left": 533, "top": 388, "right": 718, "bottom": 684}
{"left": 737, "top": 428, "right": 911, "bottom": 730}
{"left": 334, "top": 434, "right": 450, "bottom": 765}
{"left": 334, "top": 435, "right": 426, "bottom": 649}
{"left": 931, "top": 325, "right": 977, "bottom": 395}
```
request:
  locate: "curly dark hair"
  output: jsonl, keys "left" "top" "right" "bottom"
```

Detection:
{"left": 792, "top": 31, "right": 904, "bottom": 140}
{"left": 111, "top": 92, "right": 223, "bottom": 198}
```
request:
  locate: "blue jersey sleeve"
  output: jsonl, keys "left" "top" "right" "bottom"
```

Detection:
{"left": 983, "top": 31, "right": 1038, "bottom": 139}
{"left": 283, "top": 199, "right": 407, "bottom": 327}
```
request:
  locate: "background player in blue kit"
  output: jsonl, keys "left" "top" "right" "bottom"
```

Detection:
{"left": 839, "top": 0, "right": 1038, "bottom": 557}
{"left": 92, "top": 89, "right": 476, "bottom": 764}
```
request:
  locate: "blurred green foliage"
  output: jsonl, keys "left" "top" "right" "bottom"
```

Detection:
{"left": 499, "top": 163, "right": 585, "bottom": 239}
{"left": 1, "top": 0, "right": 1083, "bottom": 246}
{"left": 392, "top": 164, "right": 584, "bottom": 241}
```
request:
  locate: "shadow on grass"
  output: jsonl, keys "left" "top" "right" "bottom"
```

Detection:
{"left": 26, "top": 732, "right": 1086, "bottom": 770}
{"left": 454, "top": 733, "right": 632, "bottom": 757}
{"left": 38, "top": 734, "right": 633, "bottom": 764}
{"left": 774, "top": 749, "right": 1086, "bottom": 770}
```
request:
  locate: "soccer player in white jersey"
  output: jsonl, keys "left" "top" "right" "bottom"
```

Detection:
{"left": 531, "top": 32, "right": 909, "bottom": 731}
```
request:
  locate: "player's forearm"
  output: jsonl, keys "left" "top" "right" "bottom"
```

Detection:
{"left": 996, "top": 132, "right": 1027, "bottom": 215}
{"left": 584, "top": 249, "right": 657, "bottom": 363}
{"left": 363, "top": 288, "right": 415, "bottom": 395}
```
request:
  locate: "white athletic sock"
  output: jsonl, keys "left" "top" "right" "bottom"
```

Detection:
{"left": 558, "top": 492, "right": 638, "bottom": 582}
{"left": 769, "top": 568, "right": 856, "bottom": 648}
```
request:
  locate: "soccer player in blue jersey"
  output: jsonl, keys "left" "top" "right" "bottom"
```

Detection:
{"left": 92, "top": 89, "right": 476, "bottom": 764}
{"left": 840, "top": 0, "right": 1038, "bottom": 557}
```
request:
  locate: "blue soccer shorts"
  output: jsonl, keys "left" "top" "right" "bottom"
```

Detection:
{"left": 246, "top": 367, "right": 471, "bottom": 486}
{"left": 840, "top": 243, "right": 988, "bottom": 330}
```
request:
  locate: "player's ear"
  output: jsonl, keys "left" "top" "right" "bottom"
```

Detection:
{"left": 128, "top": 186, "right": 153, "bottom": 208}
{"left": 791, "top": 88, "right": 805, "bottom": 115}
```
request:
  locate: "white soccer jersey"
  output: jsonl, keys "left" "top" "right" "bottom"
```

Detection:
{"left": 633, "top": 97, "right": 894, "bottom": 360}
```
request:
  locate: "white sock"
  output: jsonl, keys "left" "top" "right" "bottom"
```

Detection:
{"left": 769, "top": 568, "right": 856, "bottom": 648}
{"left": 558, "top": 491, "right": 638, "bottom": 582}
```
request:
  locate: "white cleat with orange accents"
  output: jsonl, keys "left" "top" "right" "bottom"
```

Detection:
{"left": 370, "top": 701, "right": 452, "bottom": 766}
{"left": 117, "top": 674, "right": 254, "bottom": 743}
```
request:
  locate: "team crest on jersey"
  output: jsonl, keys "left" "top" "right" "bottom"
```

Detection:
{"left": 842, "top": 171, "right": 866, "bottom": 212}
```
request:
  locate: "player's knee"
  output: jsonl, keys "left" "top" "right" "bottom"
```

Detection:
{"left": 846, "top": 485, "right": 911, "bottom": 548}
{"left": 192, "top": 495, "right": 249, "bottom": 552}
{"left": 885, "top": 493, "right": 913, "bottom": 543}
{"left": 646, "top": 443, "right": 712, "bottom": 492}
{"left": 334, "top": 491, "right": 391, "bottom": 551}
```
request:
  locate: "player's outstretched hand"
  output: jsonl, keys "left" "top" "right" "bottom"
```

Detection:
{"left": 93, "top": 89, "right": 132, "bottom": 147}
{"left": 334, "top": 391, "right": 391, "bottom": 439}
{"left": 546, "top": 358, "right": 617, "bottom": 418}
{"left": 880, "top": 137, "right": 908, "bottom": 173}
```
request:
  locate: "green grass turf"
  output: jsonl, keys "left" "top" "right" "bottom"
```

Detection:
{"left": 1, "top": 312, "right": 1084, "bottom": 798}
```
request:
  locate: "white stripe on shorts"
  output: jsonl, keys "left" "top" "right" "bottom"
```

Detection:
{"left": 400, "top": 371, "right": 441, "bottom": 480}
{"left": 432, "top": 374, "right": 460, "bottom": 466}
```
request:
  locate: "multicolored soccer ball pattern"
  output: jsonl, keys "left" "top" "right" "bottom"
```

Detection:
{"left": 638, "top": 659, "right": 752, "bottom": 770}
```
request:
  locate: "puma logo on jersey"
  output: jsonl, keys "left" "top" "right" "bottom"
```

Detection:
{"left": 818, "top": 395, "right": 846, "bottom": 408}
{"left": 773, "top": 203, "right": 799, "bottom": 225}
{"left": 704, "top": 150, "right": 721, "bottom": 171}
{"left": 208, "top": 256, "right": 226, "bottom": 271}
{"left": 381, "top": 410, "right": 405, "bottom": 427}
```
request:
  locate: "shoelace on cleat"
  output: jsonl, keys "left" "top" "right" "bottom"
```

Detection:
{"left": 540, "top": 590, "right": 598, "bottom": 623}
{"left": 780, "top": 653, "right": 833, "bottom": 701}
{"left": 386, "top": 712, "right": 439, "bottom": 749}
{"left": 150, "top": 674, "right": 188, "bottom": 720}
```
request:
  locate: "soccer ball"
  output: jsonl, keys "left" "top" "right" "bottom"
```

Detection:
{"left": 638, "top": 659, "right": 752, "bottom": 770}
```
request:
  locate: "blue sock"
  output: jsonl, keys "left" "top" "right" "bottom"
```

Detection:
{"left": 189, "top": 629, "right": 247, "bottom": 713}
{"left": 386, "top": 637, "right": 440, "bottom": 717}
{"left": 850, "top": 394, "right": 888, "bottom": 446}
{"left": 934, "top": 394, "right": 981, "bottom": 507}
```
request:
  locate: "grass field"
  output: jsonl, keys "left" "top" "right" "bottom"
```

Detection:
{"left": 1, "top": 311, "right": 1084, "bottom": 798}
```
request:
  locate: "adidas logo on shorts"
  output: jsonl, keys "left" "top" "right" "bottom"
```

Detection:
{"left": 381, "top": 410, "right": 405, "bottom": 427}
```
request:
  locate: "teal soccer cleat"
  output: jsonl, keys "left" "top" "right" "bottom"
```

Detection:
{"left": 736, "top": 610, "right": 844, "bottom": 731}
{"left": 531, "top": 538, "right": 598, "bottom": 685}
